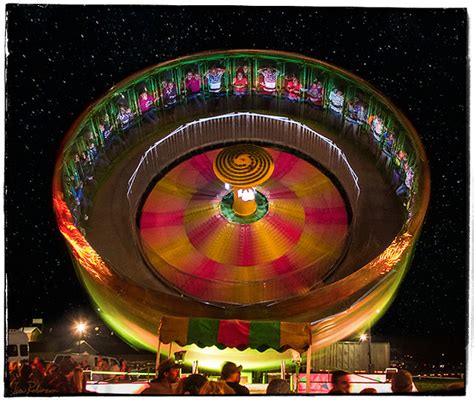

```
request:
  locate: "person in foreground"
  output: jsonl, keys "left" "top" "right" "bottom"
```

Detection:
{"left": 199, "top": 381, "right": 236, "bottom": 395}
{"left": 220, "top": 361, "right": 250, "bottom": 395}
{"left": 176, "top": 374, "right": 208, "bottom": 395}
{"left": 328, "top": 370, "right": 351, "bottom": 394}
{"left": 266, "top": 379, "right": 291, "bottom": 394}
{"left": 140, "top": 358, "right": 181, "bottom": 395}
{"left": 391, "top": 369, "right": 414, "bottom": 393}
{"left": 360, "top": 387, "right": 377, "bottom": 394}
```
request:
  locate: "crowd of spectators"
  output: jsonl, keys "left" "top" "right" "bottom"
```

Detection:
{"left": 140, "top": 358, "right": 251, "bottom": 395}
{"left": 139, "top": 360, "right": 465, "bottom": 396}
{"left": 7, "top": 355, "right": 133, "bottom": 395}
{"left": 8, "top": 356, "right": 91, "bottom": 395}
{"left": 8, "top": 356, "right": 465, "bottom": 395}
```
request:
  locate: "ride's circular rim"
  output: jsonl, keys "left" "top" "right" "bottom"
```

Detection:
{"left": 52, "top": 49, "right": 431, "bottom": 362}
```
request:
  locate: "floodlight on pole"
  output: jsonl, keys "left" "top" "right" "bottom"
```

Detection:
{"left": 74, "top": 321, "right": 88, "bottom": 353}
{"left": 75, "top": 322, "right": 87, "bottom": 334}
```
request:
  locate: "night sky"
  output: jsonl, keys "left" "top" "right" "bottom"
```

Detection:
{"left": 4, "top": 6, "right": 468, "bottom": 363}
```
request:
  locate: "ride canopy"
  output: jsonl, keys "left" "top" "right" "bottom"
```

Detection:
{"left": 159, "top": 316, "right": 312, "bottom": 354}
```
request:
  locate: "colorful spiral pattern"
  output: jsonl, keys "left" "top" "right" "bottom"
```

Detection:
{"left": 139, "top": 147, "right": 349, "bottom": 304}
{"left": 213, "top": 144, "right": 275, "bottom": 188}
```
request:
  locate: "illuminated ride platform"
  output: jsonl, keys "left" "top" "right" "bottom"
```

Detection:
{"left": 53, "top": 50, "right": 430, "bottom": 371}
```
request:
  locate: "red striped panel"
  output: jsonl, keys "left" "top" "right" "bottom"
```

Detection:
{"left": 268, "top": 187, "right": 298, "bottom": 200}
{"left": 271, "top": 151, "right": 298, "bottom": 179}
{"left": 140, "top": 211, "right": 184, "bottom": 228}
{"left": 186, "top": 214, "right": 223, "bottom": 245}
{"left": 305, "top": 207, "right": 348, "bottom": 225}
{"left": 188, "top": 152, "right": 216, "bottom": 183}
{"left": 270, "top": 255, "right": 295, "bottom": 275}
{"left": 217, "top": 320, "right": 251, "bottom": 348}
{"left": 237, "top": 225, "right": 253, "bottom": 266}
{"left": 265, "top": 213, "right": 302, "bottom": 242}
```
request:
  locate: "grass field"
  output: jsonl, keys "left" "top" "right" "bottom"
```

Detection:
{"left": 414, "top": 378, "right": 464, "bottom": 393}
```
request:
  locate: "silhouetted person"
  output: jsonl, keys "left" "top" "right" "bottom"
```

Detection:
{"left": 46, "top": 360, "right": 75, "bottom": 394}
{"left": 447, "top": 382, "right": 465, "bottom": 395}
{"left": 221, "top": 361, "right": 250, "bottom": 395}
{"left": 266, "top": 379, "right": 291, "bottom": 394}
{"left": 199, "top": 380, "right": 235, "bottom": 395}
{"left": 71, "top": 367, "right": 85, "bottom": 393}
{"left": 177, "top": 373, "right": 208, "bottom": 395}
{"left": 391, "top": 369, "right": 414, "bottom": 393}
{"left": 118, "top": 359, "right": 130, "bottom": 382}
{"left": 360, "top": 387, "right": 377, "bottom": 394}
{"left": 328, "top": 370, "right": 351, "bottom": 394}
{"left": 10, "top": 364, "right": 32, "bottom": 395}
{"left": 141, "top": 358, "right": 181, "bottom": 395}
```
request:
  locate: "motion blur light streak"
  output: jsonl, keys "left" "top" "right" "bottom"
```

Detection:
{"left": 372, "top": 234, "right": 413, "bottom": 276}
{"left": 53, "top": 194, "right": 113, "bottom": 283}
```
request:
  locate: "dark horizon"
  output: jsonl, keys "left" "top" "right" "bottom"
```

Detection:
{"left": 4, "top": 5, "right": 468, "bottom": 366}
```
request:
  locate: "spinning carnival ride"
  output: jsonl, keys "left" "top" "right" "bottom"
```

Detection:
{"left": 53, "top": 50, "right": 430, "bottom": 370}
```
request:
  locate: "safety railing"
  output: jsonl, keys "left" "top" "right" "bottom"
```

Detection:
{"left": 83, "top": 369, "right": 155, "bottom": 382}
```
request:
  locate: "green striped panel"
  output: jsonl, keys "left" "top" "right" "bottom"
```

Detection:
{"left": 249, "top": 321, "right": 281, "bottom": 351}
{"left": 188, "top": 318, "right": 219, "bottom": 348}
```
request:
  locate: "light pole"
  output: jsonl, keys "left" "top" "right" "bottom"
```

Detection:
{"left": 292, "top": 354, "right": 302, "bottom": 394}
{"left": 74, "top": 322, "right": 87, "bottom": 354}
{"left": 360, "top": 327, "right": 373, "bottom": 373}
{"left": 367, "top": 323, "right": 373, "bottom": 373}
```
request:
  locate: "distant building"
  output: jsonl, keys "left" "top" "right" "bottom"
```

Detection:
{"left": 18, "top": 327, "right": 42, "bottom": 342}
{"left": 61, "top": 340, "right": 99, "bottom": 355}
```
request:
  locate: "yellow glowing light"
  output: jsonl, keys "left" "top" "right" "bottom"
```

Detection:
{"left": 75, "top": 322, "right": 87, "bottom": 334}
{"left": 237, "top": 188, "right": 255, "bottom": 201}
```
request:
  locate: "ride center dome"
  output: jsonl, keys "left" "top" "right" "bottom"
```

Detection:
{"left": 53, "top": 50, "right": 430, "bottom": 370}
